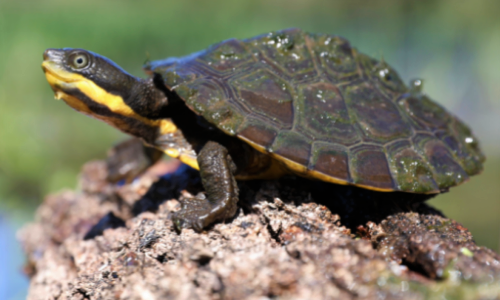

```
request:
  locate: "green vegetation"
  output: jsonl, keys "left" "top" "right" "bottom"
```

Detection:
{"left": 0, "top": 0, "right": 499, "bottom": 249}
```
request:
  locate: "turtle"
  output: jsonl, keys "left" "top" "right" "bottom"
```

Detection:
{"left": 41, "top": 28, "right": 484, "bottom": 232}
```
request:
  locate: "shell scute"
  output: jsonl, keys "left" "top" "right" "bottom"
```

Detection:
{"left": 270, "top": 131, "right": 312, "bottom": 166}
{"left": 297, "top": 82, "right": 360, "bottom": 145}
{"left": 342, "top": 82, "right": 412, "bottom": 143}
{"left": 152, "top": 63, "right": 197, "bottom": 88}
{"left": 195, "top": 38, "right": 253, "bottom": 74}
{"left": 357, "top": 53, "right": 408, "bottom": 96}
{"left": 248, "top": 28, "right": 317, "bottom": 82}
{"left": 310, "top": 33, "right": 360, "bottom": 82}
{"left": 350, "top": 144, "right": 395, "bottom": 190}
{"left": 238, "top": 118, "right": 278, "bottom": 149}
{"left": 413, "top": 134, "right": 468, "bottom": 189}
{"left": 310, "top": 142, "right": 351, "bottom": 182}
{"left": 386, "top": 139, "right": 439, "bottom": 193}
{"left": 183, "top": 79, "right": 224, "bottom": 112}
{"left": 177, "top": 78, "right": 245, "bottom": 135}
{"left": 231, "top": 69, "right": 294, "bottom": 128}
{"left": 448, "top": 120, "right": 485, "bottom": 173}
{"left": 399, "top": 94, "right": 450, "bottom": 131}
{"left": 435, "top": 130, "right": 482, "bottom": 175}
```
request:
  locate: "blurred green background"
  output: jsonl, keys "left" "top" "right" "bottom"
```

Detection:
{"left": 0, "top": 0, "right": 499, "bottom": 298}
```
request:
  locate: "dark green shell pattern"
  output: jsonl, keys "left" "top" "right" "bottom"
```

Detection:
{"left": 147, "top": 28, "right": 484, "bottom": 193}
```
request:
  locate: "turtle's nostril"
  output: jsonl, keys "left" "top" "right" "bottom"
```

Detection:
{"left": 43, "top": 49, "right": 58, "bottom": 61}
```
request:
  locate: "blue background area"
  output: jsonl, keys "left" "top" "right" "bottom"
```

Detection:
{"left": 0, "top": 215, "right": 29, "bottom": 300}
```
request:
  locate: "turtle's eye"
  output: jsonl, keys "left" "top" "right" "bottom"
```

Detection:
{"left": 70, "top": 53, "right": 89, "bottom": 69}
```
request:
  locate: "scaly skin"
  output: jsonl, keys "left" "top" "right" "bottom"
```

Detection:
{"left": 173, "top": 141, "right": 239, "bottom": 232}
{"left": 42, "top": 48, "right": 253, "bottom": 232}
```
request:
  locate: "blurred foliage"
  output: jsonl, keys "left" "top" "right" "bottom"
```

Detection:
{"left": 0, "top": 0, "right": 499, "bottom": 250}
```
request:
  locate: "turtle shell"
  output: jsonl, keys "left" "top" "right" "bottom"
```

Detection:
{"left": 146, "top": 28, "right": 484, "bottom": 193}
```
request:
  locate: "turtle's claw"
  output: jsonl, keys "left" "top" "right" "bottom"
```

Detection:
{"left": 172, "top": 194, "right": 211, "bottom": 233}
{"left": 172, "top": 214, "right": 205, "bottom": 233}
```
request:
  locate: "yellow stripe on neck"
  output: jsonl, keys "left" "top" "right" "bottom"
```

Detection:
{"left": 69, "top": 76, "right": 177, "bottom": 134}
{"left": 44, "top": 61, "right": 198, "bottom": 170}
{"left": 43, "top": 62, "right": 177, "bottom": 136}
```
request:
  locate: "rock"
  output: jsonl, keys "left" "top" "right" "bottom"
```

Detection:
{"left": 372, "top": 213, "right": 500, "bottom": 281}
{"left": 18, "top": 160, "right": 500, "bottom": 300}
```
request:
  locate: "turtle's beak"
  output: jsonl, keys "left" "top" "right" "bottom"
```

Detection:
{"left": 42, "top": 49, "right": 62, "bottom": 74}
{"left": 42, "top": 49, "right": 60, "bottom": 75}
{"left": 43, "top": 48, "right": 56, "bottom": 60}
{"left": 42, "top": 48, "right": 65, "bottom": 68}
{"left": 42, "top": 49, "right": 80, "bottom": 86}
{"left": 42, "top": 49, "right": 80, "bottom": 100}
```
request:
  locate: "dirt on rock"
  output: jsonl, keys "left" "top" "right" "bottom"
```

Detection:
{"left": 18, "top": 160, "right": 500, "bottom": 300}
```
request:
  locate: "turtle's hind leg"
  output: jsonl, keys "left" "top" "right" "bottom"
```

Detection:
{"left": 172, "top": 141, "right": 239, "bottom": 232}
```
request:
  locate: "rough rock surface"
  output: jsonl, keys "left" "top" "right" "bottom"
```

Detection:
{"left": 19, "top": 160, "right": 500, "bottom": 300}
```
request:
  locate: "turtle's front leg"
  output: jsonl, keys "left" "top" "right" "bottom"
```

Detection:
{"left": 172, "top": 141, "right": 239, "bottom": 232}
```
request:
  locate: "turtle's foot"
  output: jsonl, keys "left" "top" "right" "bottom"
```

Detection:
{"left": 172, "top": 141, "right": 239, "bottom": 233}
{"left": 172, "top": 193, "right": 233, "bottom": 232}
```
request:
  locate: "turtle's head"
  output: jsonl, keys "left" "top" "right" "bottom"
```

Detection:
{"left": 42, "top": 48, "right": 175, "bottom": 144}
